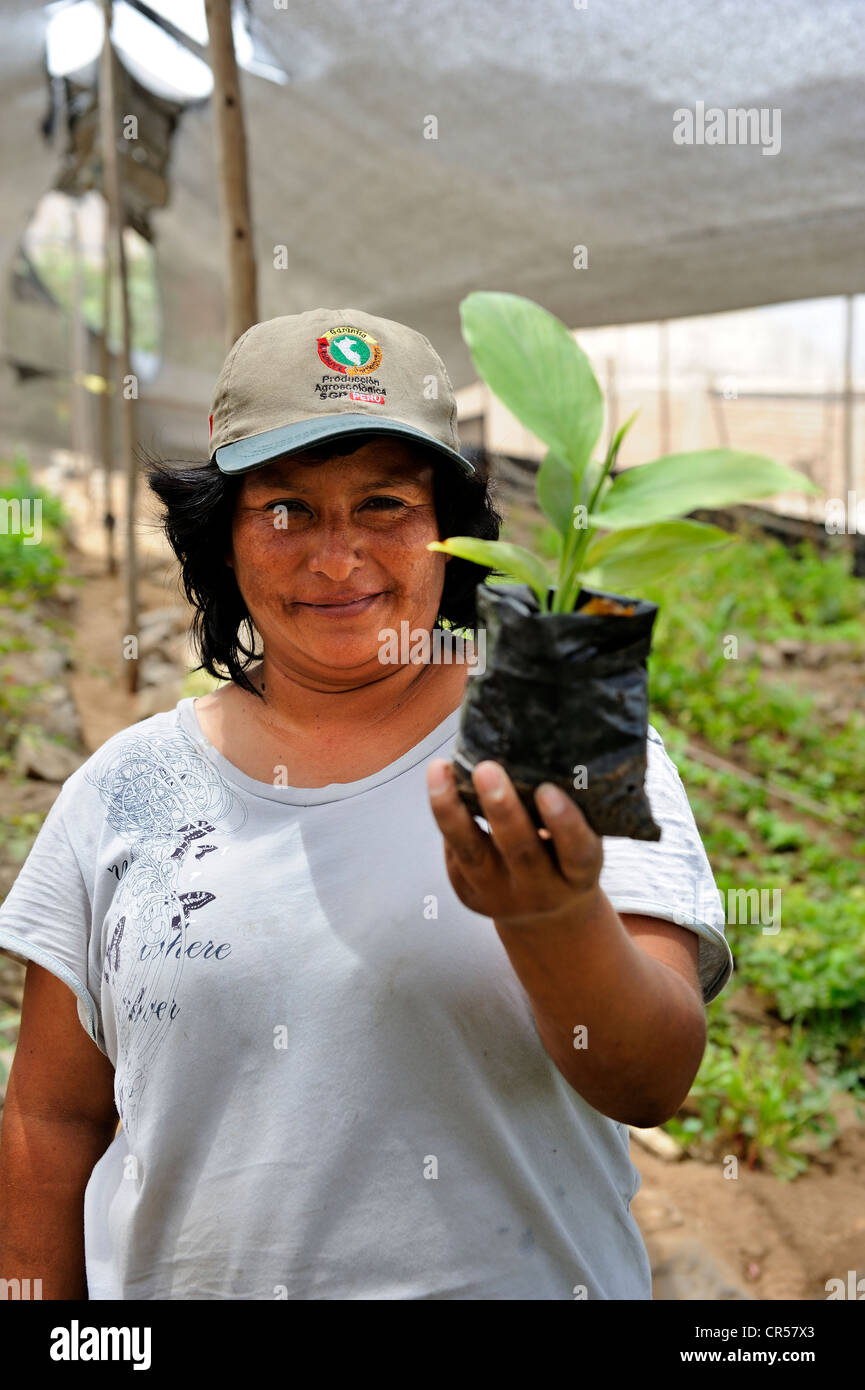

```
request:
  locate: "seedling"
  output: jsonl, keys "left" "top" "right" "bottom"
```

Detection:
{"left": 426, "top": 292, "right": 821, "bottom": 840}
{"left": 428, "top": 292, "right": 820, "bottom": 612}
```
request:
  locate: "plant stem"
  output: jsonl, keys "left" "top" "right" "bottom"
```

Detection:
{"left": 551, "top": 470, "right": 585, "bottom": 612}
{"left": 549, "top": 419, "right": 632, "bottom": 613}
{"left": 553, "top": 525, "right": 597, "bottom": 611}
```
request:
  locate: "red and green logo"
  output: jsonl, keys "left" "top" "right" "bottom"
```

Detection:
{"left": 316, "top": 326, "right": 382, "bottom": 376}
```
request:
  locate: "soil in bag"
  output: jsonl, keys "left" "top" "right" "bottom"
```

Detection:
{"left": 451, "top": 581, "right": 662, "bottom": 841}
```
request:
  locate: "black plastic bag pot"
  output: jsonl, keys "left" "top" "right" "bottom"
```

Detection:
{"left": 451, "top": 581, "right": 662, "bottom": 841}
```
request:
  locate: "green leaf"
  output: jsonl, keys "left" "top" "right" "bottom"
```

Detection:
{"left": 460, "top": 291, "right": 603, "bottom": 474}
{"left": 588, "top": 450, "right": 822, "bottom": 531}
{"left": 605, "top": 409, "right": 640, "bottom": 469}
{"left": 537, "top": 449, "right": 577, "bottom": 539}
{"left": 584, "top": 520, "right": 736, "bottom": 589}
{"left": 427, "top": 537, "right": 552, "bottom": 608}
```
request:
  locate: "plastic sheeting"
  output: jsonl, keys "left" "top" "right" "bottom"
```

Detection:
{"left": 1, "top": 0, "right": 864, "bottom": 460}
{"left": 451, "top": 582, "right": 662, "bottom": 841}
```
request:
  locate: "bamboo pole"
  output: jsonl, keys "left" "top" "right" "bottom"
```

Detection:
{"left": 658, "top": 320, "right": 671, "bottom": 457}
{"left": 841, "top": 294, "right": 856, "bottom": 559}
{"left": 204, "top": 0, "right": 258, "bottom": 345}
{"left": 605, "top": 355, "right": 618, "bottom": 455}
{"left": 68, "top": 197, "right": 90, "bottom": 501}
{"left": 99, "top": 196, "right": 117, "bottom": 576}
{"left": 99, "top": 0, "right": 139, "bottom": 692}
{"left": 707, "top": 373, "right": 730, "bottom": 449}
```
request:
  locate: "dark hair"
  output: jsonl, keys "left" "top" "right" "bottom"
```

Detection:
{"left": 144, "top": 438, "right": 503, "bottom": 698}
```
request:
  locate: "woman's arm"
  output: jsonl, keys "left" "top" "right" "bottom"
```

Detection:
{"left": 0, "top": 962, "right": 118, "bottom": 1300}
{"left": 427, "top": 759, "right": 707, "bottom": 1127}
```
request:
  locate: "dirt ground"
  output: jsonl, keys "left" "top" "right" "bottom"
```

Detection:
{"left": 632, "top": 1125, "right": 865, "bottom": 1300}
{"left": 3, "top": 521, "right": 864, "bottom": 1302}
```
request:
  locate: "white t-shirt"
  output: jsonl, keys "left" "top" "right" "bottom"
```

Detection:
{"left": 0, "top": 696, "right": 732, "bottom": 1300}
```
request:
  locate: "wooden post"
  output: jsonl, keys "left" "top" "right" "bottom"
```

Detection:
{"left": 99, "top": 195, "right": 117, "bottom": 576}
{"left": 605, "top": 355, "right": 618, "bottom": 456}
{"left": 205, "top": 0, "right": 258, "bottom": 345}
{"left": 100, "top": 0, "right": 139, "bottom": 692}
{"left": 658, "top": 320, "right": 671, "bottom": 457}
{"left": 842, "top": 295, "right": 856, "bottom": 556}
{"left": 707, "top": 373, "right": 730, "bottom": 449}
{"left": 68, "top": 197, "right": 90, "bottom": 501}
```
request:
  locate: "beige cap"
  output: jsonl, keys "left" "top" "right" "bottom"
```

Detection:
{"left": 208, "top": 307, "right": 475, "bottom": 476}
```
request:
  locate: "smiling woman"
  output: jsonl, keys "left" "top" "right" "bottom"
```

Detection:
{"left": 145, "top": 434, "right": 501, "bottom": 784}
{"left": 0, "top": 308, "right": 732, "bottom": 1303}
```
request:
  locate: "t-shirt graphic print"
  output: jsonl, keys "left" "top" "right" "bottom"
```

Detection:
{"left": 86, "top": 728, "right": 247, "bottom": 1135}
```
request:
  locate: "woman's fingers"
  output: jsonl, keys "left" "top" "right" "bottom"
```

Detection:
{"left": 426, "top": 759, "right": 500, "bottom": 871}
{"left": 427, "top": 759, "right": 603, "bottom": 921}
{"left": 470, "top": 761, "right": 550, "bottom": 875}
{"left": 533, "top": 782, "right": 603, "bottom": 895}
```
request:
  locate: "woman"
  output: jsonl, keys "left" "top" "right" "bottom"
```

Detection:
{"left": 0, "top": 308, "right": 733, "bottom": 1300}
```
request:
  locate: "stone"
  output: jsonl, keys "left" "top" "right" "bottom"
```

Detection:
{"left": 0, "top": 646, "right": 68, "bottom": 685}
{"left": 734, "top": 637, "right": 758, "bottom": 663}
{"left": 631, "top": 1186, "right": 685, "bottom": 1236}
{"left": 25, "top": 685, "right": 82, "bottom": 743}
{"left": 139, "top": 606, "right": 188, "bottom": 633}
{"left": 36, "top": 588, "right": 79, "bottom": 622}
{"left": 136, "top": 682, "right": 183, "bottom": 721}
{"left": 38, "top": 647, "right": 69, "bottom": 681}
{"left": 14, "top": 729, "right": 86, "bottom": 783}
{"left": 628, "top": 1125, "right": 685, "bottom": 1161}
{"left": 138, "top": 619, "right": 181, "bottom": 653}
{"left": 758, "top": 644, "right": 784, "bottom": 669}
{"left": 138, "top": 655, "right": 183, "bottom": 689}
{"left": 52, "top": 583, "right": 80, "bottom": 608}
{"left": 648, "top": 1235, "right": 754, "bottom": 1301}
{"left": 776, "top": 638, "right": 806, "bottom": 662}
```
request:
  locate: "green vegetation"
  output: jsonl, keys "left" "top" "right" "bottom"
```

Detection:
{"left": 0, "top": 812, "right": 47, "bottom": 866}
{"left": 512, "top": 506, "right": 865, "bottom": 1179}
{"left": 0, "top": 1003, "right": 20, "bottom": 1098}
{"left": 642, "top": 524, "right": 864, "bottom": 820}
{"left": 664, "top": 1014, "right": 843, "bottom": 1180}
{"left": 0, "top": 454, "right": 71, "bottom": 771}
{"left": 0, "top": 453, "right": 68, "bottom": 596}
{"left": 180, "top": 668, "right": 223, "bottom": 698}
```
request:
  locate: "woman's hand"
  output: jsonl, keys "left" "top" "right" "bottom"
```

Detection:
{"left": 426, "top": 758, "right": 603, "bottom": 930}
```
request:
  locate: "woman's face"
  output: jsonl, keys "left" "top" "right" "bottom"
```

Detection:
{"left": 227, "top": 438, "right": 449, "bottom": 685}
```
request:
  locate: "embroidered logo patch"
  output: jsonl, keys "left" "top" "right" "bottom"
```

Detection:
{"left": 316, "top": 326, "right": 382, "bottom": 376}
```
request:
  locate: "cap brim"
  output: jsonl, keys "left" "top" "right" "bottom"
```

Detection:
{"left": 213, "top": 413, "right": 476, "bottom": 476}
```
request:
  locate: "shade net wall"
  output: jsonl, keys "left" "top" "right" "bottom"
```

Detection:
{"left": 1, "top": 0, "right": 864, "bottom": 465}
